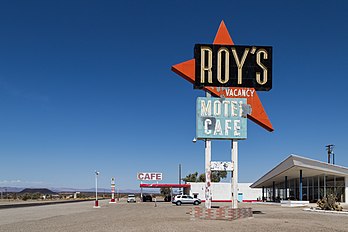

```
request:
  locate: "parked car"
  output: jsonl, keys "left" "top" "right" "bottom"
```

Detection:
{"left": 142, "top": 194, "right": 152, "bottom": 202}
{"left": 172, "top": 195, "right": 201, "bottom": 206}
{"left": 127, "top": 194, "right": 136, "bottom": 203}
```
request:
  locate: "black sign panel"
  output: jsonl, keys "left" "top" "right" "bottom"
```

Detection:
{"left": 194, "top": 44, "right": 272, "bottom": 91}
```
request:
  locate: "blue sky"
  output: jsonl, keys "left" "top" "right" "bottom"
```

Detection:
{"left": 0, "top": 0, "right": 347, "bottom": 190}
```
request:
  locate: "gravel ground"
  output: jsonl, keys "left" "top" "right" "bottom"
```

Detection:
{"left": 0, "top": 199, "right": 347, "bottom": 232}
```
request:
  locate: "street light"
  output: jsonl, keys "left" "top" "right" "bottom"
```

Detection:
{"left": 94, "top": 171, "right": 101, "bottom": 208}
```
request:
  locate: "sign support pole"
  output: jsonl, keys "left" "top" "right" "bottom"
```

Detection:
{"left": 110, "top": 177, "right": 116, "bottom": 203}
{"left": 140, "top": 181, "right": 143, "bottom": 202}
{"left": 232, "top": 140, "right": 238, "bottom": 208}
{"left": 205, "top": 92, "right": 212, "bottom": 209}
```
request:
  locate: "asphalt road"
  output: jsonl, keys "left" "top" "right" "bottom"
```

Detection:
{"left": 0, "top": 199, "right": 93, "bottom": 209}
{"left": 0, "top": 199, "right": 347, "bottom": 232}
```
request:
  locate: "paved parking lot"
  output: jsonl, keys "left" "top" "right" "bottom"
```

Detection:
{"left": 0, "top": 199, "right": 347, "bottom": 232}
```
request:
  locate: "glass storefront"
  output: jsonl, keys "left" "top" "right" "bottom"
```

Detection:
{"left": 263, "top": 175, "right": 346, "bottom": 203}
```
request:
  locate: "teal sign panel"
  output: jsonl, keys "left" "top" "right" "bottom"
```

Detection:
{"left": 196, "top": 97, "right": 247, "bottom": 140}
{"left": 238, "top": 193, "right": 243, "bottom": 202}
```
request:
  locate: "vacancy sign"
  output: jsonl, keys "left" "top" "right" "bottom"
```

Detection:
{"left": 196, "top": 97, "right": 247, "bottom": 140}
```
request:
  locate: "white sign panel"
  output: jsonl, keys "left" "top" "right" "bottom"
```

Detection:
{"left": 137, "top": 172, "right": 163, "bottom": 181}
{"left": 196, "top": 97, "right": 247, "bottom": 140}
{"left": 210, "top": 161, "right": 233, "bottom": 171}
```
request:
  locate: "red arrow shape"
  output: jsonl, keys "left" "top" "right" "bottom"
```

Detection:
{"left": 171, "top": 21, "right": 274, "bottom": 132}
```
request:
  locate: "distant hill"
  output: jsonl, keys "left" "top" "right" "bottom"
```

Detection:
{"left": 19, "top": 188, "right": 57, "bottom": 195}
{"left": 51, "top": 187, "right": 111, "bottom": 193}
{"left": 1, "top": 186, "right": 159, "bottom": 194}
{"left": 52, "top": 187, "right": 159, "bottom": 194}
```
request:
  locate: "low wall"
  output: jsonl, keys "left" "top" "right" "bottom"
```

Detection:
{"left": 281, "top": 200, "right": 309, "bottom": 207}
{"left": 190, "top": 206, "right": 253, "bottom": 220}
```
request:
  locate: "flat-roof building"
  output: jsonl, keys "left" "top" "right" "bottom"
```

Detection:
{"left": 188, "top": 182, "right": 262, "bottom": 202}
{"left": 251, "top": 155, "right": 348, "bottom": 203}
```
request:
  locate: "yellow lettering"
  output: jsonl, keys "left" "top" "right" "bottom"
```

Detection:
{"left": 232, "top": 48, "right": 250, "bottom": 85}
{"left": 256, "top": 49, "right": 268, "bottom": 85}
{"left": 217, "top": 47, "right": 229, "bottom": 84}
{"left": 200, "top": 47, "right": 213, "bottom": 84}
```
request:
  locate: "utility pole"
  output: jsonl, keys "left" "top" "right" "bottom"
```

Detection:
{"left": 325, "top": 144, "right": 335, "bottom": 164}
{"left": 178, "top": 164, "right": 181, "bottom": 185}
{"left": 178, "top": 164, "right": 182, "bottom": 194}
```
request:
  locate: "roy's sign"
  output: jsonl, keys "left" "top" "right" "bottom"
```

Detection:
{"left": 194, "top": 44, "right": 272, "bottom": 91}
{"left": 171, "top": 21, "right": 274, "bottom": 132}
{"left": 196, "top": 97, "right": 247, "bottom": 140}
{"left": 137, "top": 172, "right": 163, "bottom": 181}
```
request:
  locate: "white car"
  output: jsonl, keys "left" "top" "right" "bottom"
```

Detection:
{"left": 127, "top": 194, "right": 136, "bottom": 203}
{"left": 172, "top": 195, "right": 201, "bottom": 206}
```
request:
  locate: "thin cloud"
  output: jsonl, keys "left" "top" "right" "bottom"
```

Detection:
{"left": 0, "top": 179, "right": 44, "bottom": 186}
{"left": 0, "top": 180, "right": 21, "bottom": 184}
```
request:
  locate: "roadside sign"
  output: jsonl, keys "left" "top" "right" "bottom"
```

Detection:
{"left": 170, "top": 20, "right": 274, "bottom": 210}
{"left": 211, "top": 161, "right": 233, "bottom": 171}
{"left": 194, "top": 44, "right": 272, "bottom": 90}
{"left": 171, "top": 21, "right": 273, "bottom": 132}
{"left": 137, "top": 172, "right": 162, "bottom": 181}
{"left": 196, "top": 97, "right": 247, "bottom": 140}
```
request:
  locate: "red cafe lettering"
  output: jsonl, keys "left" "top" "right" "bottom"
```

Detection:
{"left": 137, "top": 172, "right": 163, "bottom": 181}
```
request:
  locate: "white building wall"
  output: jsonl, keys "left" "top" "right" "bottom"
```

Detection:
{"left": 345, "top": 177, "right": 348, "bottom": 204}
{"left": 211, "top": 183, "right": 232, "bottom": 201}
{"left": 238, "top": 183, "right": 262, "bottom": 201}
{"left": 188, "top": 182, "right": 261, "bottom": 201}
{"left": 188, "top": 182, "right": 205, "bottom": 200}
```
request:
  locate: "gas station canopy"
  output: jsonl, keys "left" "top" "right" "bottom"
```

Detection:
{"left": 140, "top": 183, "right": 190, "bottom": 188}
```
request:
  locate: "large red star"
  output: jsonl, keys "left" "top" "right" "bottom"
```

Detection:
{"left": 171, "top": 21, "right": 273, "bottom": 132}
